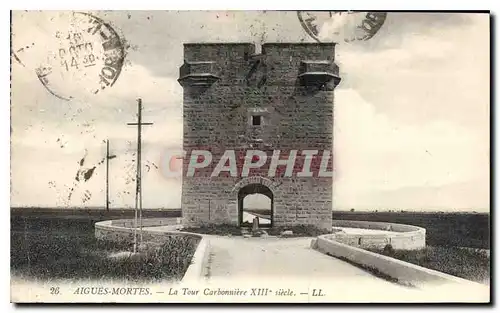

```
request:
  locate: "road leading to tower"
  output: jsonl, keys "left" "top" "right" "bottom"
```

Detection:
{"left": 207, "top": 235, "right": 400, "bottom": 285}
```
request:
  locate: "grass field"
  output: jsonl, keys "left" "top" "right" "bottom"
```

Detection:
{"left": 369, "top": 245, "right": 490, "bottom": 284}
{"left": 11, "top": 212, "right": 199, "bottom": 282}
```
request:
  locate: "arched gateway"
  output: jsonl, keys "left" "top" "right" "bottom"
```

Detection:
{"left": 178, "top": 42, "right": 340, "bottom": 231}
{"left": 238, "top": 184, "right": 273, "bottom": 227}
{"left": 232, "top": 176, "right": 278, "bottom": 227}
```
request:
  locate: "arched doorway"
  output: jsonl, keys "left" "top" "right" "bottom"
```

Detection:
{"left": 238, "top": 183, "right": 273, "bottom": 227}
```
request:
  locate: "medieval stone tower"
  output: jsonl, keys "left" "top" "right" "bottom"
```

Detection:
{"left": 178, "top": 42, "right": 340, "bottom": 230}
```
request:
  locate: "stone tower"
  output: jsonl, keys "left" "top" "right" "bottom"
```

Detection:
{"left": 178, "top": 43, "right": 340, "bottom": 230}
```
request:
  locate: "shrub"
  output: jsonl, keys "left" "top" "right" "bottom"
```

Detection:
{"left": 267, "top": 225, "right": 331, "bottom": 237}
{"left": 182, "top": 223, "right": 243, "bottom": 236}
{"left": 382, "top": 244, "right": 395, "bottom": 255}
{"left": 183, "top": 224, "right": 331, "bottom": 237}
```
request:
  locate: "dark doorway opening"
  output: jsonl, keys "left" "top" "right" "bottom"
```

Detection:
{"left": 238, "top": 183, "right": 273, "bottom": 228}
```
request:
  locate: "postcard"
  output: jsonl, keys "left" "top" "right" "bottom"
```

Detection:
{"left": 10, "top": 10, "right": 490, "bottom": 303}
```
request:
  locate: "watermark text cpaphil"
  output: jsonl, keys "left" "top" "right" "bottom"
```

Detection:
{"left": 159, "top": 148, "right": 334, "bottom": 179}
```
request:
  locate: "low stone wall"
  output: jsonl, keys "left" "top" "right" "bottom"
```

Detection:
{"left": 94, "top": 218, "right": 210, "bottom": 281}
{"left": 110, "top": 217, "right": 181, "bottom": 228}
{"left": 182, "top": 238, "right": 211, "bottom": 281}
{"left": 95, "top": 219, "right": 186, "bottom": 243}
{"left": 313, "top": 235, "right": 485, "bottom": 289}
{"left": 330, "top": 220, "right": 426, "bottom": 250}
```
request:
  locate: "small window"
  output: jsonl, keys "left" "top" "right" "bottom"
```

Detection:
{"left": 252, "top": 115, "right": 262, "bottom": 126}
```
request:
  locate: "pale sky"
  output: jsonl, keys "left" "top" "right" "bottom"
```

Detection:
{"left": 10, "top": 11, "right": 490, "bottom": 211}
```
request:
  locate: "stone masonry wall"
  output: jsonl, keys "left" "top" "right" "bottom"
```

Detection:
{"left": 179, "top": 43, "right": 339, "bottom": 230}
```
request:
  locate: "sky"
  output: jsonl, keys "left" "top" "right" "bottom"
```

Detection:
{"left": 10, "top": 11, "right": 490, "bottom": 211}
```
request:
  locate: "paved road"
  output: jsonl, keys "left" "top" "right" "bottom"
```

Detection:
{"left": 206, "top": 235, "right": 398, "bottom": 284}
{"left": 142, "top": 227, "right": 489, "bottom": 301}
{"left": 142, "top": 226, "right": 403, "bottom": 285}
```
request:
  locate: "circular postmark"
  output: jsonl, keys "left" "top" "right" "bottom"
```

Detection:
{"left": 297, "top": 11, "right": 387, "bottom": 43}
{"left": 13, "top": 11, "right": 125, "bottom": 101}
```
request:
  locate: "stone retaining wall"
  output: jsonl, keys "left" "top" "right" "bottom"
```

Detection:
{"left": 330, "top": 220, "right": 426, "bottom": 250}
{"left": 313, "top": 235, "right": 485, "bottom": 289}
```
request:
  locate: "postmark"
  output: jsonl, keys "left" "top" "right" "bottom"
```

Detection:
{"left": 297, "top": 11, "right": 387, "bottom": 43}
{"left": 14, "top": 11, "right": 126, "bottom": 100}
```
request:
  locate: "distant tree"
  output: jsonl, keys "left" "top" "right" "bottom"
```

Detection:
{"left": 350, "top": 208, "right": 355, "bottom": 212}
{"left": 375, "top": 210, "right": 378, "bottom": 213}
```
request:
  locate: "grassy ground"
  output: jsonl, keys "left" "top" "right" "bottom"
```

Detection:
{"left": 368, "top": 245, "right": 490, "bottom": 284}
{"left": 265, "top": 225, "right": 331, "bottom": 237}
{"left": 11, "top": 216, "right": 199, "bottom": 282}
{"left": 10, "top": 207, "right": 180, "bottom": 220}
{"left": 182, "top": 224, "right": 243, "bottom": 236}
{"left": 183, "top": 223, "right": 330, "bottom": 237}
